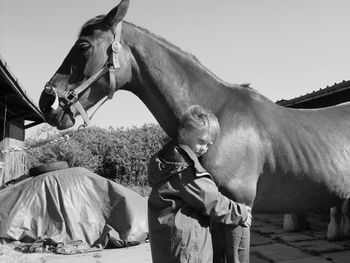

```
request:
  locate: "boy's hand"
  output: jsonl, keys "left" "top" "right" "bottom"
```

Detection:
{"left": 242, "top": 206, "right": 252, "bottom": 227}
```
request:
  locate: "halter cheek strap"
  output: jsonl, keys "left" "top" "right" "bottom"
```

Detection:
{"left": 67, "top": 64, "right": 113, "bottom": 128}
{"left": 46, "top": 22, "right": 123, "bottom": 129}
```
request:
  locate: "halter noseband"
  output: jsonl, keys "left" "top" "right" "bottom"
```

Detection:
{"left": 45, "top": 22, "right": 123, "bottom": 129}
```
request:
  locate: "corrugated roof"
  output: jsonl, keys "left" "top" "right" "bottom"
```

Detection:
{"left": 276, "top": 80, "right": 350, "bottom": 108}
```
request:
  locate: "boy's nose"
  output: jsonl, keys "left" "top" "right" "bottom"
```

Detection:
{"left": 200, "top": 146, "right": 208, "bottom": 153}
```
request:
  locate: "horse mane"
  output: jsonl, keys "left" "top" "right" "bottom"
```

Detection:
{"left": 126, "top": 22, "right": 256, "bottom": 92}
{"left": 124, "top": 21, "right": 201, "bottom": 63}
{"left": 79, "top": 16, "right": 255, "bottom": 92}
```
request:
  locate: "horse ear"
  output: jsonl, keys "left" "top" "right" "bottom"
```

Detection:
{"left": 103, "top": 0, "right": 130, "bottom": 28}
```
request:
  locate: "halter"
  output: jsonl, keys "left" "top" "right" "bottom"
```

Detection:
{"left": 45, "top": 22, "right": 123, "bottom": 129}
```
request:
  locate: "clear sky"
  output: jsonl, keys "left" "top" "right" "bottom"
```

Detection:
{"left": 1, "top": 0, "right": 350, "bottom": 130}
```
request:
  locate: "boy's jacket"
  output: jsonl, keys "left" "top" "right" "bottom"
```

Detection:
{"left": 147, "top": 141, "right": 248, "bottom": 263}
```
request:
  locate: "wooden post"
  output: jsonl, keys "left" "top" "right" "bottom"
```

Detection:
{"left": 0, "top": 119, "right": 26, "bottom": 186}
{"left": 0, "top": 138, "right": 26, "bottom": 186}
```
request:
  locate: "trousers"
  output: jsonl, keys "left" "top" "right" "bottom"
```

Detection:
{"left": 212, "top": 222, "right": 250, "bottom": 263}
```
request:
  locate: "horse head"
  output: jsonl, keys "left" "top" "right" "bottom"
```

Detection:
{"left": 39, "top": 0, "right": 132, "bottom": 130}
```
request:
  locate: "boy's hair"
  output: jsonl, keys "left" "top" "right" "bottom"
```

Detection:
{"left": 179, "top": 105, "right": 220, "bottom": 140}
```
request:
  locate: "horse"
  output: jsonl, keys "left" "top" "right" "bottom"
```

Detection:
{"left": 39, "top": 0, "right": 350, "bottom": 245}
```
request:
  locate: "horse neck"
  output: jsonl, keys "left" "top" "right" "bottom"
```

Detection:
{"left": 123, "top": 23, "right": 233, "bottom": 138}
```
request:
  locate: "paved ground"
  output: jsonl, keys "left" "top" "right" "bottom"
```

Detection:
{"left": 1, "top": 213, "right": 350, "bottom": 263}
{"left": 250, "top": 213, "right": 350, "bottom": 263}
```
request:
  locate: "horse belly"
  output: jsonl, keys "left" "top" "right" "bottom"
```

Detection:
{"left": 253, "top": 171, "right": 342, "bottom": 214}
{"left": 219, "top": 178, "right": 257, "bottom": 207}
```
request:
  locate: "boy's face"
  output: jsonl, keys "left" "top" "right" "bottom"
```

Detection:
{"left": 179, "top": 127, "right": 214, "bottom": 157}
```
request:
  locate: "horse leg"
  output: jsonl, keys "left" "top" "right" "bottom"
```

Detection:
{"left": 327, "top": 205, "right": 342, "bottom": 240}
{"left": 283, "top": 214, "right": 310, "bottom": 232}
{"left": 341, "top": 198, "right": 350, "bottom": 238}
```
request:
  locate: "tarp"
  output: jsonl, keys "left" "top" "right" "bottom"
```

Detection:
{"left": 0, "top": 167, "right": 148, "bottom": 253}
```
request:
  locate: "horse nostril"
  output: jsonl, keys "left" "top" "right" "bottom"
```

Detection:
{"left": 44, "top": 83, "right": 55, "bottom": 95}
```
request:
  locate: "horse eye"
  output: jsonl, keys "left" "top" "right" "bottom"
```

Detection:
{"left": 78, "top": 42, "right": 91, "bottom": 52}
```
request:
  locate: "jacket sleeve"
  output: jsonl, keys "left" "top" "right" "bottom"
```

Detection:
{"left": 178, "top": 171, "right": 249, "bottom": 226}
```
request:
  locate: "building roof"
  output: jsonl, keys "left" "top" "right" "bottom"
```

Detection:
{"left": 276, "top": 80, "right": 350, "bottom": 108}
{"left": 0, "top": 54, "right": 44, "bottom": 129}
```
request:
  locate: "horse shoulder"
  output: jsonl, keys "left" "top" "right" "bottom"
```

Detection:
{"left": 202, "top": 115, "right": 265, "bottom": 204}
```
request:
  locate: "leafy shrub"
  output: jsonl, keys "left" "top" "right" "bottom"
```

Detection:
{"left": 26, "top": 124, "right": 169, "bottom": 191}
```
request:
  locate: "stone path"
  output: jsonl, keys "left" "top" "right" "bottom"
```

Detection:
{"left": 250, "top": 213, "right": 350, "bottom": 263}
{"left": 1, "top": 213, "right": 349, "bottom": 262}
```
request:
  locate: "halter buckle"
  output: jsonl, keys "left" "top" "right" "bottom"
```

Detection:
{"left": 78, "top": 123, "right": 88, "bottom": 130}
{"left": 64, "top": 90, "right": 78, "bottom": 104}
{"left": 112, "top": 41, "right": 122, "bottom": 53}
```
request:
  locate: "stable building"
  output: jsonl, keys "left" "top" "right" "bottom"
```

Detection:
{"left": 0, "top": 54, "right": 44, "bottom": 185}
{"left": 276, "top": 80, "right": 350, "bottom": 108}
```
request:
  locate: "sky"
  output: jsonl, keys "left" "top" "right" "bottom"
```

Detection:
{"left": 1, "top": 0, "right": 350, "bottom": 131}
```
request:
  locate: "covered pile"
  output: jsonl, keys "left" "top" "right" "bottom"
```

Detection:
{"left": 0, "top": 167, "right": 148, "bottom": 253}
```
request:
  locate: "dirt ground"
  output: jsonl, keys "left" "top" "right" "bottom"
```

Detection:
{"left": 0, "top": 241, "right": 152, "bottom": 263}
{"left": 2, "top": 213, "right": 350, "bottom": 263}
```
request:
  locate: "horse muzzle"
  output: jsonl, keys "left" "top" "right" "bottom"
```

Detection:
{"left": 39, "top": 83, "right": 76, "bottom": 129}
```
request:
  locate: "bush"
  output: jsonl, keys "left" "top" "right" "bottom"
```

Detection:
{"left": 26, "top": 124, "right": 169, "bottom": 191}
{"left": 101, "top": 124, "right": 168, "bottom": 186}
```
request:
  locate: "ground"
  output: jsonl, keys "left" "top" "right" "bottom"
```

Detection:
{"left": 1, "top": 213, "right": 350, "bottom": 263}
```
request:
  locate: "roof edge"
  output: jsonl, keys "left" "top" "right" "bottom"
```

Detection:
{"left": 276, "top": 80, "right": 350, "bottom": 106}
{"left": 0, "top": 54, "right": 44, "bottom": 126}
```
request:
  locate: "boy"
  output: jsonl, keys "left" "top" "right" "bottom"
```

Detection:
{"left": 147, "top": 105, "right": 252, "bottom": 263}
